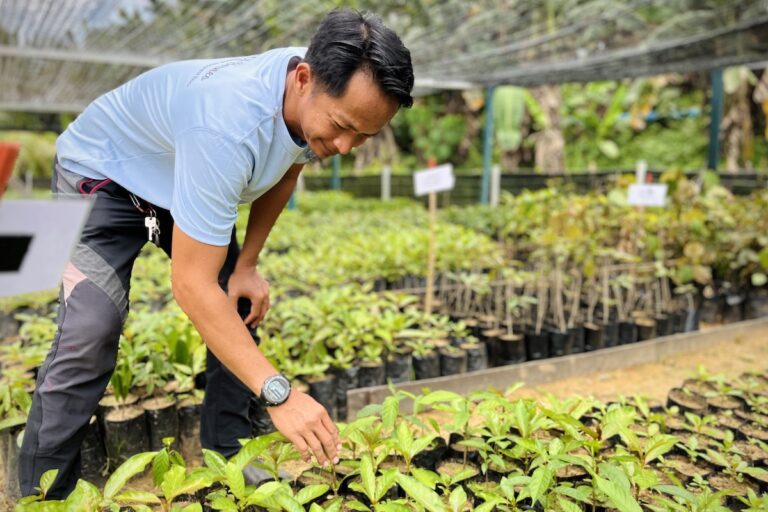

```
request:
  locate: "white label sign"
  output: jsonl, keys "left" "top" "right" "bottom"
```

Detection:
{"left": 0, "top": 199, "right": 93, "bottom": 296}
{"left": 413, "top": 164, "right": 455, "bottom": 196}
{"left": 628, "top": 184, "right": 668, "bottom": 207}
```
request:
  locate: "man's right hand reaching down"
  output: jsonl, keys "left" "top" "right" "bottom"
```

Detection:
{"left": 267, "top": 390, "right": 341, "bottom": 466}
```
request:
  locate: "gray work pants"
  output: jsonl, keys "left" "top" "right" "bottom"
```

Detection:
{"left": 19, "top": 161, "right": 256, "bottom": 498}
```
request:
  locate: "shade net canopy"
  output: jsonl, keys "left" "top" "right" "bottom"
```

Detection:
{"left": 1, "top": 0, "right": 767, "bottom": 112}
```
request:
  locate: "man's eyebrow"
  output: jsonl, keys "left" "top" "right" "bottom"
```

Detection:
{"left": 336, "top": 114, "right": 379, "bottom": 137}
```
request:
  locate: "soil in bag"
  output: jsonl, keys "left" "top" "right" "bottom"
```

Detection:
{"left": 177, "top": 395, "right": 203, "bottom": 461}
{"left": 413, "top": 351, "right": 441, "bottom": 380}
{"left": 524, "top": 330, "right": 549, "bottom": 360}
{"left": 331, "top": 365, "right": 359, "bottom": 421}
{"left": 104, "top": 405, "right": 148, "bottom": 469}
{"left": 308, "top": 373, "right": 338, "bottom": 420}
{"left": 548, "top": 330, "right": 568, "bottom": 357}
{"left": 386, "top": 352, "right": 413, "bottom": 384}
{"left": 497, "top": 333, "right": 525, "bottom": 365}
{"left": 439, "top": 347, "right": 467, "bottom": 376}
{"left": 357, "top": 361, "right": 386, "bottom": 388}
{"left": 80, "top": 415, "right": 107, "bottom": 484}
{"left": 568, "top": 324, "right": 585, "bottom": 354}
{"left": 618, "top": 321, "right": 637, "bottom": 344}
{"left": 142, "top": 395, "right": 179, "bottom": 451}
{"left": 462, "top": 342, "right": 488, "bottom": 372}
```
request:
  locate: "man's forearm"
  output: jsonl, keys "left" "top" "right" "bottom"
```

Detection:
{"left": 237, "top": 165, "right": 302, "bottom": 270}
{"left": 174, "top": 279, "right": 276, "bottom": 394}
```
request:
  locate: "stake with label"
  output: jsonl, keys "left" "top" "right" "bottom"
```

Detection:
{"left": 413, "top": 162, "right": 455, "bottom": 315}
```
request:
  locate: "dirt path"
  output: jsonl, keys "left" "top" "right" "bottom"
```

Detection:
{"left": 512, "top": 323, "right": 768, "bottom": 403}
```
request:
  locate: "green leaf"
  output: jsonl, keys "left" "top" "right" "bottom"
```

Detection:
{"left": 395, "top": 473, "right": 448, "bottom": 512}
{"left": 209, "top": 497, "right": 239, "bottom": 511}
{"left": 203, "top": 449, "right": 228, "bottom": 475}
{"left": 598, "top": 139, "right": 620, "bottom": 159}
{"left": 382, "top": 396, "right": 399, "bottom": 432}
{"left": 417, "top": 390, "right": 463, "bottom": 406}
{"left": 178, "top": 504, "right": 202, "bottom": 512}
{"left": 152, "top": 449, "right": 171, "bottom": 487}
{"left": 160, "top": 464, "right": 186, "bottom": 503}
{"left": 360, "top": 453, "right": 377, "bottom": 502}
{"left": 224, "top": 462, "right": 245, "bottom": 502}
{"left": 63, "top": 479, "right": 102, "bottom": 511}
{"left": 230, "top": 433, "right": 282, "bottom": 470}
{"left": 594, "top": 465, "right": 642, "bottom": 512}
{"left": 113, "top": 490, "right": 161, "bottom": 504}
{"left": 410, "top": 467, "right": 440, "bottom": 489}
{"left": 376, "top": 468, "right": 399, "bottom": 502}
{"left": 296, "top": 484, "right": 330, "bottom": 505}
{"left": 752, "top": 272, "right": 767, "bottom": 287}
{"left": 0, "top": 415, "right": 27, "bottom": 431}
{"left": 643, "top": 435, "right": 678, "bottom": 464}
{"left": 345, "top": 500, "right": 370, "bottom": 511}
{"left": 395, "top": 421, "right": 413, "bottom": 455}
{"left": 39, "top": 469, "right": 58, "bottom": 497}
{"left": 104, "top": 451, "right": 157, "bottom": 499}
{"left": 528, "top": 466, "right": 554, "bottom": 506}
{"left": 244, "top": 481, "right": 284, "bottom": 506}
{"left": 276, "top": 492, "right": 306, "bottom": 512}
{"left": 758, "top": 247, "right": 768, "bottom": 270}
{"left": 449, "top": 486, "right": 467, "bottom": 512}
{"left": 558, "top": 497, "right": 584, "bottom": 512}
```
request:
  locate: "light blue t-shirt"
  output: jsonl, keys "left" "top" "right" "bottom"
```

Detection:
{"left": 57, "top": 47, "right": 311, "bottom": 246}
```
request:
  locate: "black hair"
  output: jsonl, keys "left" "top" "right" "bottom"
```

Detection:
{"left": 304, "top": 9, "right": 414, "bottom": 108}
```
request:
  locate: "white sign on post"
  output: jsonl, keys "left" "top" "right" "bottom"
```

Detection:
{"left": 413, "top": 164, "right": 455, "bottom": 196}
{"left": 628, "top": 184, "right": 668, "bottom": 207}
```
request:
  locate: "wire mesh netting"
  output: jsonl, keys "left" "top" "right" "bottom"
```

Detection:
{"left": 1, "top": 0, "right": 767, "bottom": 112}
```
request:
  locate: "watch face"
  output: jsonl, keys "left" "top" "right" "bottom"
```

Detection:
{"left": 263, "top": 376, "right": 290, "bottom": 405}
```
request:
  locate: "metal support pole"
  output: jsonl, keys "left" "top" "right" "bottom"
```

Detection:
{"left": 490, "top": 164, "right": 501, "bottom": 207}
{"left": 707, "top": 68, "right": 724, "bottom": 170}
{"left": 331, "top": 154, "right": 341, "bottom": 190}
{"left": 381, "top": 165, "right": 391, "bottom": 201}
{"left": 288, "top": 192, "right": 296, "bottom": 210}
{"left": 481, "top": 86, "right": 495, "bottom": 204}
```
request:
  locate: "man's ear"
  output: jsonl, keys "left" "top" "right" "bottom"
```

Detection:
{"left": 294, "top": 62, "right": 313, "bottom": 96}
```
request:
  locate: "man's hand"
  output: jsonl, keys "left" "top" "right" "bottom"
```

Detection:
{"left": 227, "top": 267, "right": 270, "bottom": 328}
{"left": 268, "top": 390, "right": 341, "bottom": 466}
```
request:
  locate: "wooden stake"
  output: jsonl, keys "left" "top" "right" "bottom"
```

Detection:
{"left": 425, "top": 190, "right": 437, "bottom": 315}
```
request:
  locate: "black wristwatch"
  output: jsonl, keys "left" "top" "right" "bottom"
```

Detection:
{"left": 260, "top": 374, "right": 291, "bottom": 406}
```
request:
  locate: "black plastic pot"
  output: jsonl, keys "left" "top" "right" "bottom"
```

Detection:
{"left": 446, "top": 433, "right": 482, "bottom": 464}
{"left": 357, "top": 361, "right": 386, "bottom": 388}
{"left": 618, "top": 321, "right": 637, "bottom": 344}
{"left": 667, "top": 387, "right": 708, "bottom": 414}
{"left": 567, "top": 324, "right": 585, "bottom": 354}
{"left": 80, "top": 415, "right": 107, "bottom": 484}
{"left": 699, "top": 296, "right": 722, "bottom": 324}
{"left": 177, "top": 396, "right": 203, "bottom": 461}
{"left": 412, "top": 436, "right": 447, "bottom": 471}
{"left": 524, "top": 330, "right": 549, "bottom": 360}
{"left": 0, "top": 310, "right": 20, "bottom": 338}
{"left": 1, "top": 422, "right": 24, "bottom": 500}
{"left": 308, "top": 374, "right": 338, "bottom": 420}
{"left": 462, "top": 342, "right": 488, "bottom": 372}
{"left": 583, "top": 323, "right": 603, "bottom": 352}
{"left": 104, "top": 405, "right": 148, "bottom": 469}
{"left": 97, "top": 393, "right": 138, "bottom": 425}
{"left": 386, "top": 352, "right": 413, "bottom": 384}
{"left": 655, "top": 314, "right": 671, "bottom": 337}
{"left": 142, "top": 396, "right": 179, "bottom": 451}
{"left": 480, "top": 328, "right": 503, "bottom": 365}
{"left": 667, "top": 310, "right": 685, "bottom": 334}
{"left": 636, "top": 317, "right": 656, "bottom": 341}
{"left": 439, "top": 348, "right": 467, "bottom": 376}
{"left": 463, "top": 318, "right": 482, "bottom": 339}
{"left": 413, "top": 351, "right": 441, "bottom": 380}
{"left": 722, "top": 294, "right": 745, "bottom": 324}
{"left": 496, "top": 333, "right": 526, "bottom": 365}
{"left": 549, "top": 330, "right": 568, "bottom": 357}
{"left": 331, "top": 365, "right": 359, "bottom": 421}
{"left": 745, "top": 289, "right": 768, "bottom": 320}
{"left": 602, "top": 321, "right": 619, "bottom": 348}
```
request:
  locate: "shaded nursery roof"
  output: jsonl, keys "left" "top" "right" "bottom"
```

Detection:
{"left": 1, "top": 0, "right": 768, "bottom": 112}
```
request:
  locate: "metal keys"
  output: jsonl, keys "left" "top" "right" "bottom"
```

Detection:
{"left": 144, "top": 215, "right": 161, "bottom": 246}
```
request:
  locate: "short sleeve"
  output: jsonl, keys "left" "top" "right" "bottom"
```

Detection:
{"left": 171, "top": 128, "right": 254, "bottom": 246}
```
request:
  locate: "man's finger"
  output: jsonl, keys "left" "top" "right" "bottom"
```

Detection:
{"left": 286, "top": 432, "right": 310, "bottom": 462}
{"left": 302, "top": 432, "right": 327, "bottom": 466}
{"left": 313, "top": 421, "right": 337, "bottom": 463}
{"left": 320, "top": 413, "right": 340, "bottom": 454}
{"left": 257, "top": 295, "right": 270, "bottom": 324}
